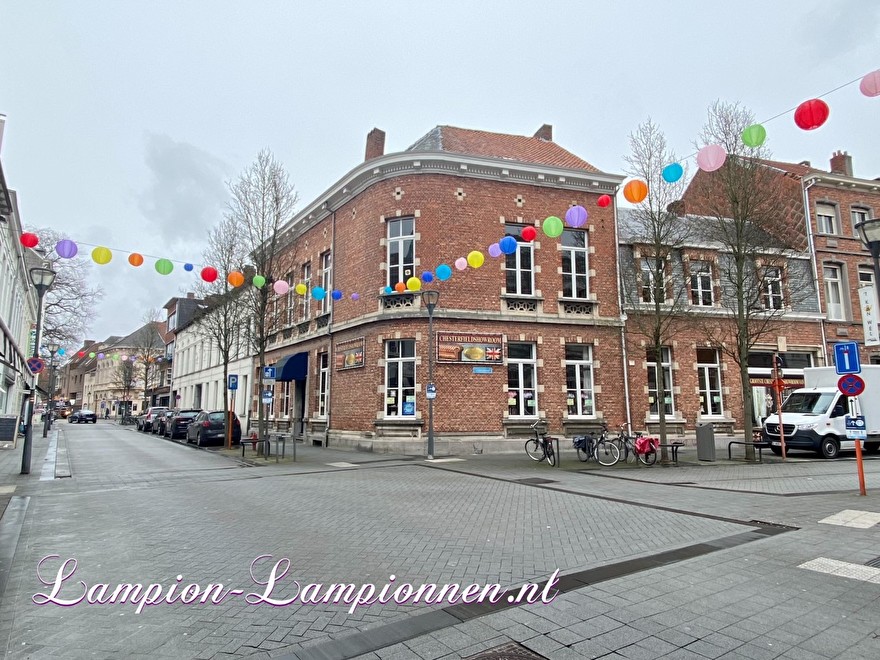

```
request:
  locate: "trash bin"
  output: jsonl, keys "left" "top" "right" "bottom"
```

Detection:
{"left": 696, "top": 422, "right": 716, "bottom": 461}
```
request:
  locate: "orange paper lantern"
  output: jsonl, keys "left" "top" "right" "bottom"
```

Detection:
{"left": 227, "top": 271, "right": 245, "bottom": 287}
{"left": 128, "top": 253, "right": 144, "bottom": 267}
{"left": 623, "top": 180, "right": 648, "bottom": 204}
{"left": 394, "top": 282, "right": 406, "bottom": 293}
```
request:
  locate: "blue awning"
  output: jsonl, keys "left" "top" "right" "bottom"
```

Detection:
{"left": 275, "top": 352, "right": 308, "bottom": 382}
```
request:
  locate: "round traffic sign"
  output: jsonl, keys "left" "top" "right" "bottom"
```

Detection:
{"left": 838, "top": 374, "right": 865, "bottom": 396}
{"left": 26, "top": 357, "right": 45, "bottom": 375}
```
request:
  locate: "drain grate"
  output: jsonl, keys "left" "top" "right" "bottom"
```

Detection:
{"left": 465, "top": 642, "right": 548, "bottom": 659}
{"left": 865, "top": 556, "right": 880, "bottom": 568}
{"left": 514, "top": 477, "right": 558, "bottom": 485}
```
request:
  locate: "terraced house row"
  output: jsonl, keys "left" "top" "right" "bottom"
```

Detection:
{"left": 70, "top": 124, "right": 880, "bottom": 455}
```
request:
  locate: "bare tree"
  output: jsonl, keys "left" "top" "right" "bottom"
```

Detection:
{"left": 226, "top": 149, "right": 298, "bottom": 445}
{"left": 621, "top": 119, "right": 693, "bottom": 461}
{"left": 129, "top": 314, "right": 164, "bottom": 408}
{"left": 30, "top": 227, "right": 105, "bottom": 347}
{"left": 685, "top": 100, "right": 811, "bottom": 459}
{"left": 195, "top": 214, "right": 250, "bottom": 448}
{"left": 112, "top": 359, "right": 136, "bottom": 421}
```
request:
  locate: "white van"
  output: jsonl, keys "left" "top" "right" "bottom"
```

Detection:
{"left": 762, "top": 366, "right": 880, "bottom": 458}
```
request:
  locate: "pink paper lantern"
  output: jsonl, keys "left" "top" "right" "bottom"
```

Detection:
{"left": 273, "top": 280, "right": 290, "bottom": 295}
{"left": 696, "top": 145, "right": 727, "bottom": 172}
{"left": 860, "top": 69, "right": 880, "bottom": 97}
{"left": 454, "top": 257, "right": 467, "bottom": 271}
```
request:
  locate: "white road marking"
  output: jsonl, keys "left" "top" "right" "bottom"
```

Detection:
{"left": 799, "top": 557, "right": 880, "bottom": 583}
{"left": 326, "top": 462, "right": 359, "bottom": 468}
{"left": 818, "top": 509, "right": 880, "bottom": 529}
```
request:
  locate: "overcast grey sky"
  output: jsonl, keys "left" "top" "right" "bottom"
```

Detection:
{"left": 3, "top": 1, "right": 879, "bottom": 345}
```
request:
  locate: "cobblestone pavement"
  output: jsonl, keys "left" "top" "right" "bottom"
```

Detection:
{"left": 0, "top": 422, "right": 879, "bottom": 659}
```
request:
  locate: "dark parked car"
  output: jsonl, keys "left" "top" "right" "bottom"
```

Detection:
{"left": 153, "top": 410, "right": 173, "bottom": 435}
{"left": 68, "top": 409, "right": 97, "bottom": 424}
{"left": 186, "top": 410, "right": 241, "bottom": 447}
{"left": 162, "top": 409, "right": 202, "bottom": 440}
{"left": 137, "top": 406, "right": 168, "bottom": 432}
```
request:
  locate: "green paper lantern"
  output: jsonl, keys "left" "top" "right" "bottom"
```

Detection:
{"left": 542, "top": 216, "right": 564, "bottom": 238}
{"left": 89, "top": 352, "right": 95, "bottom": 358}
{"left": 741, "top": 124, "right": 766, "bottom": 148}
{"left": 252, "top": 275, "right": 266, "bottom": 288}
{"left": 155, "top": 258, "right": 174, "bottom": 275}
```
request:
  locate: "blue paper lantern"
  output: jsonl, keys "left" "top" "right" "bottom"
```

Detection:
{"left": 499, "top": 235, "right": 518, "bottom": 255}
{"left": 331, "top": 289, "right": 343, "bottom": 301}
{"left": 312, "top": 286, "right": 326, "bottom": 301}
{"left": 184, "top": 263, "right": 194, "bottom": 272}
{"left": 662, "top": 163, "right": 684, "bottom": 183}
{"left": 435, "top": 264, "right": 452, "bottom": 281}
{"left": 421, "top": 271, "right": 434, "bottom": 283}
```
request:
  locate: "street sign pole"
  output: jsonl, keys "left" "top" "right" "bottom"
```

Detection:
{"left": 849, "top": 397, "right": 868, "bottom": 496}
{"left": 773, "top": 355, "right": 786, "bottom": 460}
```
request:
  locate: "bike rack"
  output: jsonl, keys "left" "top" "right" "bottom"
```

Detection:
{"left": 551, "top": 437, "right": 560, "bottom": 467}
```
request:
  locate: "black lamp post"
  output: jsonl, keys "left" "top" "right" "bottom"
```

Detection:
{"left": 42, "top": 341, "right": 60, "bottom": 438}
{"left": 422, "top": 290, "right": 440, "bottom": 460}
{"left": 22, "top": 265, "right": 57, "bottom": 474}
{"left": 856, "top": 218, "right": 880, "bottom": 307}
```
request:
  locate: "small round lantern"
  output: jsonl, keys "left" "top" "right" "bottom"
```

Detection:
{"left": 793, "top": 99, "right": 829, "bottom": 131}
{"left": 696, "top": 145, "right": 727, "bottom": 172}
{"left": 623, "top": 180, "right": 648, "bottom": 204}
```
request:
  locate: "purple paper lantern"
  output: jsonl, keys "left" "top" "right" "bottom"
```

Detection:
{"left": 488, "top": 243, "right": 502, "bottom": 258}
{"left": 565, "top": 205, "right": 588, "bottom": 228}
{"left": 55, "top": 239, "right": 78, "bottom": 259}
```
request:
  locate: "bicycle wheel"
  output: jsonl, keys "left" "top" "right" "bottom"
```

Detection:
{"left": 545, "top": 442, "right": 556, "bottom": 467}
{"left": 622, "top": 439, "right": 637, "bottom": 464}
{"left": 525, "top": 438, "right": 544, "bottom": 461}
{"left": 594, "top": 440, "right": 620, "bottom": 466}
{"left": 638, "top": 449, "right": 657, "bottom": 466}
{"left": 576, "top": 445, "right": 590, "bottom": 462}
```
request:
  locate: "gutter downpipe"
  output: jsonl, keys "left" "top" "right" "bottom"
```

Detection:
{"left": 325, "top": 206, "right": 336, "bottom": 448}
{"left": 613, "top": 190, "right": 633, "bottom": 434}
{"left": 802, "top": 178, "right": 826, "bottom": 364}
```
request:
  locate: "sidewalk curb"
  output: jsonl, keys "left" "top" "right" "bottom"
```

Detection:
{"left": 54, "top": 429, "right": 71, "bottom": 479}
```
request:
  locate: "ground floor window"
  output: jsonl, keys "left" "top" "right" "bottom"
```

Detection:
{"left": 565, "top": 344, "right": 595, "bottom": 417}
{"left": 507, "top": 343, "right": 537, "bottom": 417}
{"left": 385, "top": 340, "right": 415, "bottom": 417}
{"left": 647, "top": 347, "right": 673, "bottom": 416}
{"left": 697, "top": 348, "right": 723, "bottom": 416}
{"left": 318, "top": 353, "right": 329, "bottom": 418}
{"left": 280, "top": 381, "right": 291, "bottom": 417}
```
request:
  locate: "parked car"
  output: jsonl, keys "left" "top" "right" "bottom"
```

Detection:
{"left": 153, "top": 410, "right": 173, "bottom": 435}
{"left": 68, "top": 409, "right": 97, "bottom": 424}
{"left": 136, "top": 406, "right": 168, "bottom": 432}
{"left": 186, "top": 410, "right": 241, "bottom": 447}
{"left": 55, "top": 407, "right": 71, "bottom": 419}
{"left": 161, "top": 409, "right": 202, "bottom": 439}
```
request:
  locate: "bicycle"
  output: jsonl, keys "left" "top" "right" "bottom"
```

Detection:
{"left": 572, "top": 424, "right": 620, "bottom": 466}
{"left": 612, "top": 424, "right": 658, "bottom": 465}
{"left": 524, "top": 419, "right": 558, "bottom": 467}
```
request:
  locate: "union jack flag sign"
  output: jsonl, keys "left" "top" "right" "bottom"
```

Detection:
{"left": 485, "top": 347, "right": 502, "bottom": 361}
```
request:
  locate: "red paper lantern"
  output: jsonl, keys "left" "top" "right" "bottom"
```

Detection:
{"left": 20, "top": 232, "right": 39, "bottom": 248}
{"left": 78, "top": 351, "right": 85, "bottom": 357}
{"left": 794, "top": 99, "right": 829, "bottom": 131}
{"left": 597, "top": 194, "right": 612, "bottom": 208}
{"left": 200, "top": 266, "right": 218, "bottom": 283}
{"left": 521, "top": 226, "right": 537, "bottom": 242}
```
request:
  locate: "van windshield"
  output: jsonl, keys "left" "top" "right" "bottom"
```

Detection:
{"left": 781, "top": 392, "right": 836, "bottom": 415}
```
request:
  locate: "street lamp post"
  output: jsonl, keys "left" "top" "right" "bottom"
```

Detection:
{"left": 422, "top": 290, "right": 440, "bottom": 460}
{"left": 42, "top": 341, "right": 60, "bottom": 438}
{"left": 855, "top": 218, "right": 880, "bottom": 306}
{"left": 22, "top": 265, "right": 57, "bottom": 474}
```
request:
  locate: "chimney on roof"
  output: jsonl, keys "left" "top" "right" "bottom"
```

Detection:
{"left": 830, "top": 150, "right": 853, "bottom": 177}
{"left": 187, "top": 292, "right": 194, "bottom": 299}
{"left": 533, "top": 124, "right": 553, "bottom": 141}
{"left": 365, "top": 128, "right": 385, "bottom": 161}
{"left": 667, "top": 200, "right": 686, "bottom": 217}
{"left": 799, "top": 160, "right": 811, "bottom": 167}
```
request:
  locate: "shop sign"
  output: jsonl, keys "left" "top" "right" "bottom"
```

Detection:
{"left": 336, "top": 338, "right": 365, "bottom": 370}
{"left": 749, "top": 376, "right": 805, "bottom": 387}
{"left": 437, "top": 332, "right": 504, "bottom": 363}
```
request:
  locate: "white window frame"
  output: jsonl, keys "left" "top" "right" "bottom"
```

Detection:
{"left": 823, "top": 264, "right": 846, "bottom": 321}
{"left": 318, "top": 353, "right": 329, "bottom": 418}
{"left": 561, "top": 230, "right": 589, "bottom": 299}
{"left": 280, "top": 381, "right": 291, "bottom": 418}
{"left": 816, "top": 203, "right": 837, "bottom": 235}
{"left": 299, "top": 263, "right": 311, "bottom": 321}
{"left": 647, "top": 347, "right": 674, "bottom": 417}
{"left": 320, "top": 251, "right": 332, "bottom": 315}
{"left": 852, "top": 207, "right": 871, "bottom": 234}
{"left": 697, "top": 348, "right": 723, "bottom": 417}
{"left": 565, "top": 344, "right": 595, "bottom": 417}
{"left": 762, "top": 267, "right": 784, "bottom": 311}
{"left": 640, "top": 257, "right": 664, "bottom": 304}
{"left": 384, "top": 339, "right": 415, "bottom": 418}
{"left": 387, "top": 218, "right": 415, "bottom": 287}
{"left": 689, "top": 261, "right": 713, "bottom": 306}
{"left": 285, "top": 272, "right": 295, "bottom": 325}
{"left": 507, "top": 342, "right": 537, "bottom": 417}
{"left": 858, "top": 266, "right": 874, "bottom": 288}
{"left": 504, "top": 225, "right": 534, "bottom": 296}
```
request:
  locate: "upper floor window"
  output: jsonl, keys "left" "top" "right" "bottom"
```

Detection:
{"left": 285, "top": 271, "right": 295, "bottom": 325}
{"left": 689, "top": 261, "right": 713, "bottom": 306}
{"left": 859, "top": 266, "right": 874, "bottom": 288}
{"left": 816, "top": 204, "right": 838, "bottom": 235}
{"left": 762, "top": 267, "right": 784, "bottom": 310}
{"left": 320, "top": 251, "right": 332, "bottom": 315}
{"left": 299, "top": 262, "right": 311, "bottom": 322}
{"left": 823, "top": 264, "right": 846, "bottom": 321}
{"left": 640, "top": 257, "right": 664, "bottom": 304}
{"left": 852, "top": 206, "right": 871, "bottom": 233}
{"left": 504, "top": 225, "right": 534, "bottom": 296}
{"left": 167, "top": 311, "right": 177, "bottom": 332}
{"left": 561, "top": 230, "right": 588, "bottom": 299}
{"left": 387, "top": 218, "right": 415, "bottom": 287}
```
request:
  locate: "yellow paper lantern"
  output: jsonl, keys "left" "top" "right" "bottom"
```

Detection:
{"left": 406, "top": 276, "right": 422, "bottom": 291}
{"left": 467, "top": 250, "right": 485, "bottom": 268}
{"left": 295, "top": 283, "right": 308, "bottom": 296}
{"left": 91, "top": 246, "right": 112, "bottom": 265}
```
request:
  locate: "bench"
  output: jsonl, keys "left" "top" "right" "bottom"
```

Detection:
{"left": 728, "top": 440, "right": 772, "bottom": 462}
{"left": 658, "top": 442, "right": 685, "bottom": 464}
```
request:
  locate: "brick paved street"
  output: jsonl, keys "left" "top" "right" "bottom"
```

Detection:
{"left": 1, "top": 422, "right": 879, "bottom": 659}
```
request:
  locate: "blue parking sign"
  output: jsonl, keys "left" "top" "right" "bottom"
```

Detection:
{"left": 228, "top": 374, "right": 238, "bottom": 390}
{"left": 834, "top": 342, "right": 861, "bottom": 375}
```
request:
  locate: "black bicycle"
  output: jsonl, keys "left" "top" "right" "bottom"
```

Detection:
{"left": 612, "top": 424, "right": 657, "bottom": 465}
{"left": 524, "top": 419, "right": 557, "bottom": 467}
{"left": 572, "top": 424, "right": 620, "bottom": 466}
